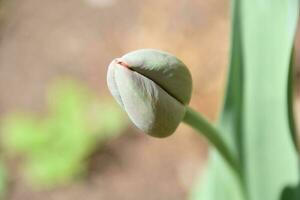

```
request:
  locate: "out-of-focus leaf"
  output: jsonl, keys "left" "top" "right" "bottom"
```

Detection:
{"left": 287, "top": 49, "right": 298, "bottom": 151}
{"left": 191, "top": 0, "right": 245, "bottom": 199}
{"left": 86, "top": 99, "right": 128, "bottom": 140}
{"left": 191, "top": 0, "right": 299, "bottom": 200}
{"left": 0, "top": 161, "right": 6, "bottom": 199}
{"left": 24, "top": 152, "right": 86, "bottom": 187}
{"left": 1, "top": 78, "right": 128, "bottom": 188}
{"left": 1, "top": 114, "right": 49, "bottom": 155}
{"left": 240, "top": 1, "right": 299, "bottom": 200}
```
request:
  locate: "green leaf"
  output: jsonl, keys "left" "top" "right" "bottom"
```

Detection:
{"left": 1, "top": 113, "right": 49, "bottom": 155}
{"left": 191, "top": 0, "right": 299, "bottom": 200}
{"left": 86, "top": 99, "right": 128, "bottom": 140}
{"left": 191, "top": 0, "right": 245, "bottom": 199}
{"left": 287, "top": 49, "right": 298, "bottom": 152}
{"left": 241, "top": 1, "right": 299, "bottom": 199}
{"left": 1, "top": 78, "right": 128, "bottom": 188}
{"left": 0, "top": 161, "right": 6, "bottom": 199}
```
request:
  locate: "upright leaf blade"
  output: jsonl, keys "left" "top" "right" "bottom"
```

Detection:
{"left": 191, "top": 0, "right": 300, "bottom": 200}
{"left": 241, "top": 0, "right": 299, "bottom": 199}
{"left": 190, "top": 0, "right": 245, "bottom": 199}
{"left": 288, "top": 49, "right": 298, "bottom": 152}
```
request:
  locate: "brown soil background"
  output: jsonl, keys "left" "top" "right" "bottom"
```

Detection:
{"left": 0, "top": 0, "right": 299, "bottom": 200}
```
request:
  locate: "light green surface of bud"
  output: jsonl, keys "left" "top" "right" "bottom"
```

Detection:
{"left": 107, "top": 49, "right": 192, "bottom": 138}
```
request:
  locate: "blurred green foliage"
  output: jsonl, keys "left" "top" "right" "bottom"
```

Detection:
{"left": 0, "top": 161, "right": 6, "bottom": 199}
{"left": 0, "top": 78, "right": 128, "bottom": 188}
{"left": 192, "top": 1, "right": 299, "bottom": 200}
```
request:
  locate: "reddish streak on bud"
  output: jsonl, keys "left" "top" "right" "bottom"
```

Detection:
{"left": 115, "top": 58, "right": 129, "bottom": 68}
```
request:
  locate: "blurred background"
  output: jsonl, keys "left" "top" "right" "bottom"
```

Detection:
{"left": 0, "top": 0, "right": 299, "bottom": 199}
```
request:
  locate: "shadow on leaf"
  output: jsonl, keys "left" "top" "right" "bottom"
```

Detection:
{"left": 281, "top": 171, "right": 300, "bottom": 200}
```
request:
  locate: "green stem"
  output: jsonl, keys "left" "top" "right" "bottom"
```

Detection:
{"left": 183, "top": 106, "right": 241, "bottom": 178}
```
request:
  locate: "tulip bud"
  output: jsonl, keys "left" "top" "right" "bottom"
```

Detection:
{"left": 107, "top": 49, "right": 192, "bottom": 137}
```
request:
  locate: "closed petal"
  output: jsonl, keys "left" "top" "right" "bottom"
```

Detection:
{"left": 107, "top": 60, "right": 124, "bottom": 107}
{"left": 114, "top": 65, "right": 185, "bottom": 138}
{"left": 122, "top": 49, "right": 192, "bottom": 105}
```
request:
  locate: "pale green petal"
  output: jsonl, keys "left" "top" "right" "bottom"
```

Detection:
{"left": 122, "top": 49, "right": 192, "bottom": 104}
{"left": 114, "top": 65, "right": 185, "bottom": 138}
{"left": 107, "top": 60, "right": 124, "bottom": 107}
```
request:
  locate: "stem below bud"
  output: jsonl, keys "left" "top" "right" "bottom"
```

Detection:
{"left": 183, "top": 106, "right": 242, "bottom": 181}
